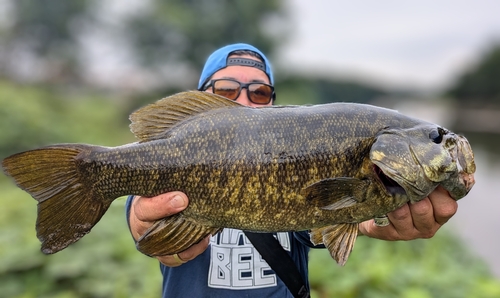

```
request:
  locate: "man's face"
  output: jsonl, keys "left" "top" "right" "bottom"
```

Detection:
{"left": 207, "top": 54, "right": 273, "bottom": 108}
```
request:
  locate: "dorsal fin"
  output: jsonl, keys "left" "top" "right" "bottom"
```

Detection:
{"left": 129, "top": 90, "right": 242, "bottom": 142}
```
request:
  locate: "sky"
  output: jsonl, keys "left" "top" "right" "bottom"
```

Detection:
{"left": 278, "top": 0, "right": 500, "bottom": 91}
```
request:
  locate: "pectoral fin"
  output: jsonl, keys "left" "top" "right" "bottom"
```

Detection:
{"left": 137, "top": 214, "right": 221, "bottom": 256}
{"left": 310, "top": 223, "right": 359, "bottom": 266}
{"left": 302, "top": 178, "right": 370, "bottom": 210}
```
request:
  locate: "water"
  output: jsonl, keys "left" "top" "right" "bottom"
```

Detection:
{"left": 451, "top": 148, "right": 500, "bottom": 277}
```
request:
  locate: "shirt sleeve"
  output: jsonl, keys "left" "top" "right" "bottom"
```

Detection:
{"left": 125, "top": 195, "right": 137, "bottom": 243}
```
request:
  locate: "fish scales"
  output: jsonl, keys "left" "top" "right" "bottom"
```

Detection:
{"left": 1, "top": 91, "right": 475, "bottom": 264}
{"left": 80, "top": 102, "right": 407, "bottom": 229}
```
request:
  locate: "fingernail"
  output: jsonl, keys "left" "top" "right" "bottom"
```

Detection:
{"left": 170, "top": 195, "right": 186, "bottom": 208}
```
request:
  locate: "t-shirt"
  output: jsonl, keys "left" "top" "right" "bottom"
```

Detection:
{"left": 126, "top": 196, "right": 317, "bottom": 297}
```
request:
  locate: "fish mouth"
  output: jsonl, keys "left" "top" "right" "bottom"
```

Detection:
{"left": 461, "top": 172, "right": 475, "bottom": 193}
{"left": 374, "top": 165, "right": 407, "bottom": 196}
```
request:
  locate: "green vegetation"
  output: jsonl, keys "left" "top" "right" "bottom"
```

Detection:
{"left": 0, "top": 81, "right": 161, "bottom": 298}
{"left": 275, "top": 76, "right": 388, "bottom": 105}
{"left": 2, "top": 0, "right": 286, "bottom": 87}
{"left": 0, "top": 81, "right": 133, "bottom": 157}
{"left": 446, "top": 44, "right": 500, "bottom": 107}
{"left": 309, "top": 235, "right": 500, "bottom": 298}
{"left": 1, "top": 81, "right": 499, "bottom": 297}
{"left": 0, "top": 186, "right": 162, "bottom": 298}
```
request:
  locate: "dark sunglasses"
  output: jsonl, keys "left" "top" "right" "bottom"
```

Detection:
{"left": 202, "top": 79, "right": 275, "bottom": 105}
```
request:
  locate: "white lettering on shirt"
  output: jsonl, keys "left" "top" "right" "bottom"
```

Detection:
{"left": 207, "top": 229, "right": 290, "bottom": 290}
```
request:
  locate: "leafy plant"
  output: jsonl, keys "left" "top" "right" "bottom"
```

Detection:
{"left": 309, "top": 233, "right": 500, "bottom": 298}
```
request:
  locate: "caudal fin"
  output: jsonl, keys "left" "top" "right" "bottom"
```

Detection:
{"left": 1, "top": 144, "right": 112, "bottom": 254}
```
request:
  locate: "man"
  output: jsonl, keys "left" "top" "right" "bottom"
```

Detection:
{"left": 126, "top": 43, "right": 458, "bottom": 297}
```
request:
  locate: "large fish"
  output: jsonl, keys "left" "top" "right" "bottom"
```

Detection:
{"left": 1, "top": 91, "right": 475, "bottom": 265}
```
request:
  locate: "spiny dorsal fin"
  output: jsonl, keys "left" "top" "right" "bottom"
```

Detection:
{"left": 129, "top": 90, "right": 242, "bottom": 142}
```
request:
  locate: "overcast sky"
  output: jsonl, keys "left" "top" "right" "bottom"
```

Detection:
{"left": 278, "top": 0, "right": 500, "bottom": 91}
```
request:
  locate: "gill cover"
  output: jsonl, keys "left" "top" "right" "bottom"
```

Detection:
{"left": 369, "top": 125, "right": 457, "bottom": 201}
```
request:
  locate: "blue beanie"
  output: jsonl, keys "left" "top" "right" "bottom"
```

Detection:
{"left": 198, "top": 43, "right": 274, "bottom": 90}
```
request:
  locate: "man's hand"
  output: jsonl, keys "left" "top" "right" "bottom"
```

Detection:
{"left": 129, "top": 192, "right": 210, "bottom": 267}
{"left": 359, "top": 186, "right": 458, "bottom": 240}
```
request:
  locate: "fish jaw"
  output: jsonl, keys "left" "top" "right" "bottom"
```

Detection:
{"left": 439, "top": 135, "right": 476, "bottom": 200}
{"left": 369, "top": 131, "right": 436, "bottom": 204}
{"left": 456, "top": 135, "right": 476, "bottom": 175}
{"left": 371, "top": 162, "right": 429, "bottom": 208}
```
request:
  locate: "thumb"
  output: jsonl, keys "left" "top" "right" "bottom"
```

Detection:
{"left": 134, "top": 191, "right": 189, "bottom": 222}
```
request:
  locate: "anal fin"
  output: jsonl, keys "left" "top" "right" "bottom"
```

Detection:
{"left": 137, "top": 214, "right": 220, "bottom": 256}
{"left": 310, "top": 223, "right": 359, "bottom": 266}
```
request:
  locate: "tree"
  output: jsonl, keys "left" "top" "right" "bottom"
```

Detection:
{"left": 127, "top": 0, "right": 286, "bottom": 75}
{"left": 0, "top": 0, "right": 288, "bottom": 89}
{"left": 446, "top": 44, "right": 500, "bottom": 107}
{"left": 0, "top": 0, "right": 89, "bottom": 83}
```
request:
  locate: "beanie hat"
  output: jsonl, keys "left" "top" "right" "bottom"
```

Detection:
{"left": 198, "top": 43, "right": 274, "bottom": 90}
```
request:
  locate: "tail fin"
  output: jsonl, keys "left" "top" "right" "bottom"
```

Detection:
{"left": 2, "top": 144, "right": 112, "bottom": 254}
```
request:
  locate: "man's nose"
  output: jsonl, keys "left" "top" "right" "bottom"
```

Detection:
{"left": 235, "top": 88, "right": 256, "bottom": 107}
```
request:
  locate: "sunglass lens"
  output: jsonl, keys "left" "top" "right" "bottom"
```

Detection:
{"left": 249, "top": 84, "right": 273, "bottom": 104}
{"left": 212, "top": 80, "right": 240, "bottom": 100}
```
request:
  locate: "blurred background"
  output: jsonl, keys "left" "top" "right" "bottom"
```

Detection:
{"left": 0, "top": 0, "right": 499, "bottom": 297}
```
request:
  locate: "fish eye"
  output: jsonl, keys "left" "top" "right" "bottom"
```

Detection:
{"left": 429, "top": 128, "right": 444, "bottom": 144}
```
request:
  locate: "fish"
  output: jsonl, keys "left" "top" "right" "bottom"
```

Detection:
{"left": 1, "top": 91, "right": 476, "bottom": 265}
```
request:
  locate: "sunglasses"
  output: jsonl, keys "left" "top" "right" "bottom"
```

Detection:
{"left": 202, "top": 79, "right": 275, "bottom": 105}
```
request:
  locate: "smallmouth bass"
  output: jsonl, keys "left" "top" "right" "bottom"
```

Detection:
{"left": 1, "top": 91, "right": 475, "bottom": 265}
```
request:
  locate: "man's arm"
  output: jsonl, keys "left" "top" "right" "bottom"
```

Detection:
{"left": 128, "top": 192, "right": 210, "bottom": 267}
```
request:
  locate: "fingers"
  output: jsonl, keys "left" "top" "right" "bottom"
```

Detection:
{"left": 157, "top": 235, "right": 211, "bottom": 267}
{"left": 397, "top": 197, "right": 436, "bottom": 239}
{"left": 359, "top": 203, "right": 418, "bottom": 240}
{"left": 428, "top": 185, "right": 458, "bottom": 225}
{"left": 359, "top": 203, "right": 434, "bottom": 241}
{"left": 129, "top": 192, "right": 188, "bottom": 240}
{"left": 359, "top": 187, "right": 458, "bottom": 241}
{"left": 128, "top": 192, "right": 209, "bottom": 266}
{"left": 134, "top": 192, "right": 188, "bottom": 222}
